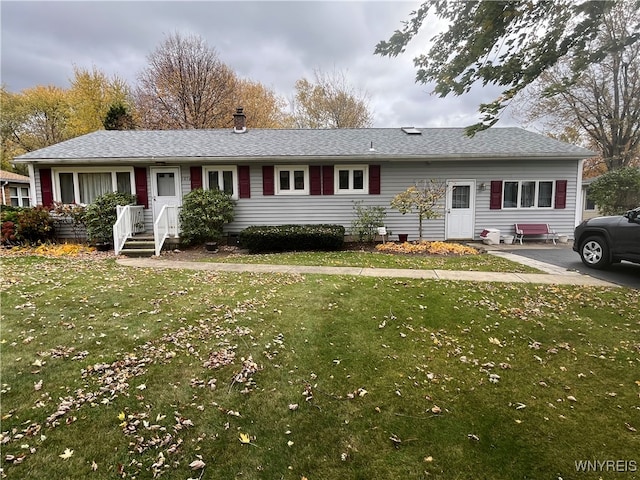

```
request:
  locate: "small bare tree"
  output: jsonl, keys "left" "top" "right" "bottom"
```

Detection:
{"left": 291, "top": 68, "right": 372, "bottom": 129}
{"left": 391, "top": 180, "right": 447, "bottom": 241}
{"left": 135, "top": 32, "right": 237, "bottom": 129}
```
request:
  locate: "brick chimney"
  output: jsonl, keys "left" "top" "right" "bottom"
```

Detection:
{"left": 233, "top": 107, "right": 247, "bottom": 133}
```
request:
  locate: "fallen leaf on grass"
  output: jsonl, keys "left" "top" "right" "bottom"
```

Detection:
{"left": 189, "top": 458, "right": 206, "bottom": 469}
{"left": 239, "top": 433, "right": 251, "bottom": 444}
{"left": 59, "top": 448, "right": 74, "bottom": 459}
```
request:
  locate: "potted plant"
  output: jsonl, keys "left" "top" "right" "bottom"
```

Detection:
{"left": 179, "top": 188, "right": 235, "bottom": 251}
{"left": 84, "top": 192, "right": 136, "bottom": 249}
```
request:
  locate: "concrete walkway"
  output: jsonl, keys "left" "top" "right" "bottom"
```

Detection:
{"left": 116, "top": 255, "right": 618, "bottom": 287}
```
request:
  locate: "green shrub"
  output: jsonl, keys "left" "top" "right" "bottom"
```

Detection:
{"left": 0, "top": 205, "right": 24, "bottom": 224}
{"left": 179, "top": 189, "right": 235, "bottom": 246}
{"left": 588, "top": 167, "right": 640, "bottom": 215}
{"left": 84, "top": 192, "right": 136, "bottom": 243}
{"left": 15, "top": 206, "right": 55, "bottom": 244}
{"left": 239, "top": 224, "right": 345, "bottom": 253}
{"left": 350, "top": 201, "right": 386, "bottom": 242}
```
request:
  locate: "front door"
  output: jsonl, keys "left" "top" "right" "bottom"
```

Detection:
{"left": 150, "top": 167, "right": 181, "bottom": 235}
{"left": 446, "top": 180, "right": 475, "bottom": 239}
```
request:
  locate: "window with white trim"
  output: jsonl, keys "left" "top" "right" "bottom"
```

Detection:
{"left": 584, "top": 187, "right": 596, "bottom": 211}
{"left": 275, "top": 166, "right": 308, "bottom": 195}
{"left": 53, "top": 168, "right": 135, "bottom": 204}
{"left": 335, "top": 165, "right": 368, "bottom": 194}
{"left": 503, "top": 180, "right": 554, "bottom": 209}
{"left": 203, "top": 166, "right": 237, "bottom": 199}
{"left": 9, "top": 186, "right": 30, "bottom": 207}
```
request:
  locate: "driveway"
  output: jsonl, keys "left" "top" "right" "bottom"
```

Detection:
{"left": 503, "top": 243, "right": 640, "bottom": 289}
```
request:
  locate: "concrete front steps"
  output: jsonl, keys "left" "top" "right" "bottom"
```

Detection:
{"left": 118, "top": 233, "right": 181, "bottom": 257}
{"left": 119, "top": 234, "right": 155, "bottom": 257}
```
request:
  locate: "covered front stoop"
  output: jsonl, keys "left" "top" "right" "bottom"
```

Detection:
{"left": 118, "top": 233, "right": 180, "bottom": 258}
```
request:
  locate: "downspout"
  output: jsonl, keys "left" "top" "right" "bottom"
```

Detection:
{"left": 27, "top": 164, "right": 36, "bottom": 207}
{"left": 1, "top": 181, "right": 8, "bottom": 205}
{"left": 575, "top": 159, "right": 585, "bottom": 228}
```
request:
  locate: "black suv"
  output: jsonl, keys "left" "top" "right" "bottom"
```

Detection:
{"left": 573, "top": 207, "right": 640, "bottom": 269}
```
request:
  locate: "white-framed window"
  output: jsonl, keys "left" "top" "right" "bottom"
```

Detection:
{"left": 584, "top": 187, "right": 596, "bottom": 211}
{"left": 275, "top": 166, "right": 308, "bottom": 195}
{"left": 503, "top": 180, "right": 554, "bottom": 209}
{"left": 203, "top": 166, "right": 237, "bottom": 199}
{"left": 335, "top": 165, "right": 368, "bottom": 194}
{"left": 9, "top": 186, "right": 30, "bottom": 207}
{"left": 52, "top": 168, "right": 135, "bottom": 205}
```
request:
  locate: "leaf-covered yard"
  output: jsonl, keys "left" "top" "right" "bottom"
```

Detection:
{"left": 1, "top": 255, "right": 638, "bottom": 479}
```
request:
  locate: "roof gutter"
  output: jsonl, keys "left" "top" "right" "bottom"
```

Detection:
{"left": 13, "top": 152, "right": 594, "bottom": 165}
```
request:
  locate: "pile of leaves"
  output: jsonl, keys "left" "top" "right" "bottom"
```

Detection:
{"left": 376, "top": 241, "right": 478, "bottom": 255}
{"left": 1, "top": 243, "right": 97, "bottom": 258}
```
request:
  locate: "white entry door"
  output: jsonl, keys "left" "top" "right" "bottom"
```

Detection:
{"left": 150, "top": 167, "right": 182, "bottom": 235}
{"left": 446, "top": 180, "right": 475, "bottom": 239}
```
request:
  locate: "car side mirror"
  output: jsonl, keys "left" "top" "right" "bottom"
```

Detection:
{"left": 625, "top": 209, "right": 640, "bottom": 224}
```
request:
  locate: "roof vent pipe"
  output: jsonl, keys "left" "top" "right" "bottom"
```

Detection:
{"left": 233, "top": 107, "right": 247, "bottom": 133}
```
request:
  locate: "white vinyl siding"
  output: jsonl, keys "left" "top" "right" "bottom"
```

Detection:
{"left": 40, "top": 158, "right": 581, "bottom": 242}
{"left": 227, "top": 159, "right": 580, "bottom": 241}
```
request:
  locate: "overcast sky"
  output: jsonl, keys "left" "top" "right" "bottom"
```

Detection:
{"left": 1, "top": 0, "right": 518, "bottom": 129}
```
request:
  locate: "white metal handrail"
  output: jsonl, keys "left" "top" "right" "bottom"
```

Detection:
{"left": 113, "top": 205, "right": 144, "bottom": 255}
{"left": 153, "top": 205, "right": 180, "bottom": 256}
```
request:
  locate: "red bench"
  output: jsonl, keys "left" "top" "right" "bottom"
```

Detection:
{"left": 514, "top": 223, "right": 557, "bottom": 245}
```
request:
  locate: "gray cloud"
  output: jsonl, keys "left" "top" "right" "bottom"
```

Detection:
{"left": 1, "top": 1, "right": 519, "bottom": 128}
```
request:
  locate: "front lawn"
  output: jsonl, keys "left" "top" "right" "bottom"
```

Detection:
{"left": 1, "top": 256, "right": 637, "bottom": 479}
{"left": 201, "top": 249, "right": 541, "bottom": 273}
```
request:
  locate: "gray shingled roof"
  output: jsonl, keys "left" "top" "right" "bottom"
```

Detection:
{"left": 15, "top": 127, "right": 593, "bottom": 162}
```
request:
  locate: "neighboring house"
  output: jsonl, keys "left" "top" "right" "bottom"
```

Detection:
{"left": 0, "top": 169, "right": 31, "bottom": 207}
{"left": 581, "top": 177, "right": 601, "bottom": 221}
{"left": 14, "top": 109, "right": 593, "bottom": 249}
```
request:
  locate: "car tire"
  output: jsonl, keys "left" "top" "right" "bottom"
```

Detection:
{"left": 580, "top": 236, "right": 610, "bottom": 269}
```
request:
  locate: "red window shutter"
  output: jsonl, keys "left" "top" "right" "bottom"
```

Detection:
{"left": 39, "top": 168, "right": 53, "bottom": 207}
{"left": 322, "top": 165, "right": 334, "bottom": 195}
{"left": 190, "top": 166, "right": 202, "bottom": 190}
{"left": 310, "top": 166, "right": 322, "bottom": 195}
{"left": 369, "top": 165, "right": 381, "bottom": 194}
{"left": 490, "top": 181, "right": 503, "bottom": 209}
{"left": 555, "top": 180, "right": 567, "bottom": 209}
{"left": 134, "top": 167, "right": 148, "bottom": 208}
{"left": 262, "top": 165, "right": 274, "bottom": 196}
{"left": 238, "top": 165, "right": 250, "bottom": 198}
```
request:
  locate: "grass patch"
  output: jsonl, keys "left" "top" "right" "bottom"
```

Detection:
{"left": 1, "top": 256, "right": 638, "bottom": 479}
{"left": 208, "top": 250, "right": 540, "bottom": 273}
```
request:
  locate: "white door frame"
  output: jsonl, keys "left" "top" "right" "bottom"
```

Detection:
{"left": 445, "top": 179, "right": 476, "bottom": 240}
{"left": 150, "top": 166, "right": 182, "bottom": 229}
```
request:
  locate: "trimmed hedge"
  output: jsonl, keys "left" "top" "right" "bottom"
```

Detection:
{"left": 239, "top": 224, "right": 345, "bottom": 253}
